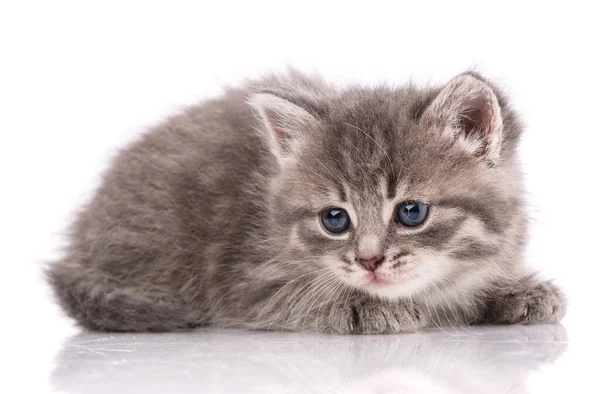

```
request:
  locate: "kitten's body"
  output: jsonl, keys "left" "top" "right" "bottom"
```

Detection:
{"left": 48, "top": 71, "right": 566, "bottom": 333}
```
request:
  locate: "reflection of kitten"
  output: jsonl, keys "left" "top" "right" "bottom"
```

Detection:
{"left": 51, "top": 325, "right": 568, "bottom": 393}
{"left": 47, "top": 71, "right": 566, "bottom": 333}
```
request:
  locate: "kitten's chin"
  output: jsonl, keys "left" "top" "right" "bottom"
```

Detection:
{"left": 359, "top": 272, "right": 419, "bottom": 298}
{"left": 361, "top": 277, "right": 428, "bottom": 299}
{"left": 362, "top": 271, "right": 397, "bottom": 288}
{"left": 370, "top": 276, "right": 391, "bottom": 287}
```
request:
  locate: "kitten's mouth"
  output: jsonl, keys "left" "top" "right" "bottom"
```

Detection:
{"left": 363, "top": 261, "right": 417, "bottom": 288}
{"left": 365, "top": 272, "right": 391, "bottom": 287}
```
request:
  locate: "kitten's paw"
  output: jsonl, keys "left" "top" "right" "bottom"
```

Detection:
{"left": 357, "top": 301, "right": 428, "bottom": 334}
{"left": 326, "top": 300, "right": 427, "bottom": 334}
{"left": 486, "top": 280, "right": 567, "bottom": 325}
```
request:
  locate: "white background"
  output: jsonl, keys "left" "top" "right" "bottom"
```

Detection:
{"left": 1, "top": 1, "right": 599, "bottom": 393}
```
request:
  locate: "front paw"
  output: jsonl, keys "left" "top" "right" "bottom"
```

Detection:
{"left": 327, "top": 300, "right": 428, "bottom": 334}
{"left": 486, "top": 280, "right": 567, "bottom": 325}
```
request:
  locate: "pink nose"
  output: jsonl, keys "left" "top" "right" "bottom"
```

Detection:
{"left": 357, "top": 256, "right": 384, "bottom": 272}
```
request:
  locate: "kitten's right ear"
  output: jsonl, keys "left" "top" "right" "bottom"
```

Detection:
{"left": 423, "top": 74, "right": 504, "bottom": 164}
{"left": 248, "top": 93, "right": 317, "bottom": 160}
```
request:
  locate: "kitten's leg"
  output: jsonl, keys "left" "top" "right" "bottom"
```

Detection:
{"left": 484, "top": 275, "right": 567, "bottom": 325}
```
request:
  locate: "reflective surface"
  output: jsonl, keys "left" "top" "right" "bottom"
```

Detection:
{"left": 51, "top": 325, "right": 569, "bottom": 394}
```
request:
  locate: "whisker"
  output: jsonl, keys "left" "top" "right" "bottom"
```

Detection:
{"left": 290, "top": 273, "right": 337, "bottom": 330}
{"left": 431, "top": 282, "right": 471, "bottom": 334}
{"left": 311, "top": 280, "right": 345, "bottom": 332}
{"left": 420, "top": 293, "right": 455, "bottom": 336}
{"left": 253, "top": 267, "right": 333, "bottom": 330}
{"left": 280, "top": 272, "right": 336, "bottom": 330}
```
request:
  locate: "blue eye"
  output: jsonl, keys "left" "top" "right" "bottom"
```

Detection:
{"left": 321, "top": 208, "right": 351, "bottom": 234}
{"left": 396, "top": 201, "right": 429, "bottom": 227}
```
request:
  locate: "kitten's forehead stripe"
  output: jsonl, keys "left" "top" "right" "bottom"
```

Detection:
{"left": 337, "top": 182, "right": 347, "bottom": 202}
{"left": 386, "top": 172, "right": 397, "bottom": 199}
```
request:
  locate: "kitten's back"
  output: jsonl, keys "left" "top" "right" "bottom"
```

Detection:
{"left": 47, "top": 82, "right": 277, "bottom": 331}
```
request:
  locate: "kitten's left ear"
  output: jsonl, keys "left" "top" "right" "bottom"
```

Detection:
{"left": 248, "top": 93, "right": 318, "bottom": 161}
{"left": 424, "top": 74, "right": 504, "bottom": 163}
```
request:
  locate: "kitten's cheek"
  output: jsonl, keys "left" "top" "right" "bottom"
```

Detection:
{"left": 377, "top": 260, "right": 421, "bottom": 284}
{"left": 387, "top": 256, "right": 419, "bottom": 273}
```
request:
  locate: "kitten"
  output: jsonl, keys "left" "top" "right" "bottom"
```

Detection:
{"left": 47, "top": 71, "right": 567, "bottom": 333}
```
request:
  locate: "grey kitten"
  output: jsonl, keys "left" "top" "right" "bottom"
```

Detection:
{"left": 47, "top": 71, "right": 566, "bottom": 333}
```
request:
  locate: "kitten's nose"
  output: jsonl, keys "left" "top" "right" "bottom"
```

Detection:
{"left": 356, "top": 256, "right": 384, "bottom": 272}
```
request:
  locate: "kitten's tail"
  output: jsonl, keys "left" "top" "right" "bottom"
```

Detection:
{"left": 46, "top": 261, "right": 198, "bottom": 332}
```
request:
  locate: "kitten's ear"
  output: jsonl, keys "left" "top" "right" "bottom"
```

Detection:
{"left": 424, "top": 74, "right": 503, "bottom": 163}
{"left": 249, "top": 93, "right": 317, "bottom": 160}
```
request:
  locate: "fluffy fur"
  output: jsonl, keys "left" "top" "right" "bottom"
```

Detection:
{"left": 47, "top": 71, "right": 566, "bottom": 333}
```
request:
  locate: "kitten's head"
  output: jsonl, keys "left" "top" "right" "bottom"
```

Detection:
{"left": 250, "top": 72, "right": 525, "bottom": 299}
